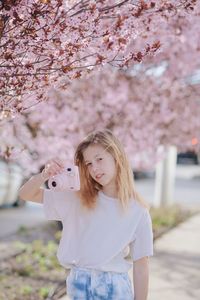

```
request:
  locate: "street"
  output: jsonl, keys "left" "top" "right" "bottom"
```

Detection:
{"left": 0, "top": 201, "right": 47, "bottom": 239}
{"left": 135, "top": 177, "right": 200, "bottom": 209}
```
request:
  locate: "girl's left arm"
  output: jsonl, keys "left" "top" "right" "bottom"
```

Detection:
{"left": 133, "top": 256, "right": 149, "bottom": 300}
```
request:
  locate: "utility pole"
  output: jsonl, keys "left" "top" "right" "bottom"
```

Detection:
{"left": 154, "top": 145, "right": 177, "bottom": 207}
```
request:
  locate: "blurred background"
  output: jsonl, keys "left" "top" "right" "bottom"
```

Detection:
{"left": 0, "top": 1, "right": 200, "bottom": 300}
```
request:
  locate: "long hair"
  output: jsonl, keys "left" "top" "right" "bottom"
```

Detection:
{"left": 74, "top": 129, "right": 148, "bottom": 212}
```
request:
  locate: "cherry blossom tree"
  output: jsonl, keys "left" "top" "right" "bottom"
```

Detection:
{"left": 1, "top": 68, "right": 199, "bottom": 176}
{"left": 1, "top": 0, "right": 200, "bottom": 178}
{"left": 0, "top": 0, "right": 198, "bottom": 114}
{"left": 137, "top": 1, "right": 200, "bottom": 80}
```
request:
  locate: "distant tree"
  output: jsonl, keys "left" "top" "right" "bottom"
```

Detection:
{"left": 1, "top": 68, "right": 199, "bottom": 175}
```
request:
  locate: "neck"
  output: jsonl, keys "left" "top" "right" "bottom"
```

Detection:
{"left": 102, "top": 184, "right": 118, "bottom": 199}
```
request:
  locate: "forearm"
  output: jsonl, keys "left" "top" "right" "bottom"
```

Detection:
{"left": 133, "top": 257, "right": 149, "bottom": 300}
{"left": 19, "top": 173, "right": 47, "bottom": 200}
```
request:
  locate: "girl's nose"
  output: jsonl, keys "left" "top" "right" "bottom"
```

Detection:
{"left": 92, "top": 163, "right": 99, "bottom": 173}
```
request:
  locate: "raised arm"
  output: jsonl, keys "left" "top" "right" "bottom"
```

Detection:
{"left": 19, "top": 173, "right": 47, "bottom": 203}
{"left": 19, "top": 158, "right": 65, "bottom": 203}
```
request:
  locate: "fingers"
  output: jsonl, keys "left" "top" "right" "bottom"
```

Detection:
{"left": 52, "top": 158, "right": 65, "bottom": 169}
{"left": 43, "top": 158, "right": 65, "bottom": 178}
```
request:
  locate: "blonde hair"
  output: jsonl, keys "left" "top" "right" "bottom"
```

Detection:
{"left": 74, "top": 129, "right": 148, "bottom": 212}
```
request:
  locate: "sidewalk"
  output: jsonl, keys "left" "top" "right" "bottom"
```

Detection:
{"left": 148, "top": 212, "right": 200, "bottom": 300}
{"left": 59, "top": 213, "right": 200, "bottom": 300}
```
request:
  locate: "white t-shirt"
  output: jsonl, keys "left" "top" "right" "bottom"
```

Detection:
{"left": 43, "top": 189, "right": 153, "bottom": 273}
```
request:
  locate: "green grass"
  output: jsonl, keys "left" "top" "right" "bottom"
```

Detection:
{"left": 20, "top": 285, "right": 33, "bottom": 295}
{"left": 39, "top": 287, "right": 52, "bottom": 299}
{"left": 17, "top": 225, "right": 29, "bottom": 234}
{"left": 150, "top": 204, "right": 194, "bottom": 231}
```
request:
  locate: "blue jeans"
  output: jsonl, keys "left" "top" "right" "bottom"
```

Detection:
{"left": 66, "top": 266, "right": 134, "bottom": 300}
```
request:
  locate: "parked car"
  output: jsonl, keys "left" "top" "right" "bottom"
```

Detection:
{"left": 177, "top": 150, "right": 199, "bottom": 165}
{"left": 133, "top": 169, "right": 155, "bottom": 180}
{"left": 0, "top": 160, "right": 25, "bottom": 207}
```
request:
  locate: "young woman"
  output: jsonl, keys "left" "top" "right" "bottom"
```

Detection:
{"left": 19, "top": 129, "right": 153, "bottom": 300}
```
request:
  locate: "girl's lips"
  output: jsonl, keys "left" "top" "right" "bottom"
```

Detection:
{"left": 96, "top": 174, "right": 104, "bottom": 180}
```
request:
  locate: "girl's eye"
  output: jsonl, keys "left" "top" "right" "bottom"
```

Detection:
{"left": 97, "top": 157, "right": 103, "bottom": 161}
{"left": 86, "top": 163, "right": 92, "bottom": 167}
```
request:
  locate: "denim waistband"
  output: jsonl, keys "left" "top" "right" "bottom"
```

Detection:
{"left": 66, "top": 266, "right": 133, "bottom": 299}
{"left": 70, "top": 265, "right": 128, "bottom": 277}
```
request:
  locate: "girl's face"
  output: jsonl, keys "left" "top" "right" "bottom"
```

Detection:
{"left": 83, "top": 144, "right": 117, "bottom": 189}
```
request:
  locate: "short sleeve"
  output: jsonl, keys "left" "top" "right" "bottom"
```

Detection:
{"left": 129, "top": 209, "right": 153, "bottom": 262}
{"left": 43, "top": 189, "right": 73, "bottom": 221}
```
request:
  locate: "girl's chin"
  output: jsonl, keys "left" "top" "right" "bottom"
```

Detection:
{"left": 95, "top": 179, "right": 105, "bottom": 185}
{"left": 96, "top": 180, "right": 107, "bottom": 187}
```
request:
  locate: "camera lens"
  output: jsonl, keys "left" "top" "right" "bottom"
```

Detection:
{"left": 52, "top": 181, "right": 57, "bottom": 187}
{"left": 67, "top": 168, "right": 71, "bottom": 172}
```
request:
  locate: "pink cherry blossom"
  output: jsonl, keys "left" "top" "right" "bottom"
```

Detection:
{"left": 1, "top": 0, "right": 199, "bottom": 113}
{"left": 1, "top": 68, "right": 199, "bottom": 176}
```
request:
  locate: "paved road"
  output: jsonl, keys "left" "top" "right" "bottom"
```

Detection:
{"left": 135, "top": 177, "right": 200, "bottom": 210}
{"left": 0, "top": 167, "right": 199, "bottom": 239}
{"left": 0, "top": 202, "right": 47, "bottom": 239}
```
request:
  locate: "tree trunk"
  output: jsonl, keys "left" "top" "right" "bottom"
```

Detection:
{"left": 154, "top": 145, "right": 177, "bottom": 207}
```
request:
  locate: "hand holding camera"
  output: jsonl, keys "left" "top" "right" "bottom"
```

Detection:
{"left": 41, "top": 158, "right": 80, "bottom": 191}
{"left": 41, "top": 158, "right": 65, "bottom": 180}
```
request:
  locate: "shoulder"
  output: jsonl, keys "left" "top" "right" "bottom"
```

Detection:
{"left": 130, "top": 198, "right": 149, "bottom": 214}
{"left": 129, "top": 198, "right": 151, "bottom": 224}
